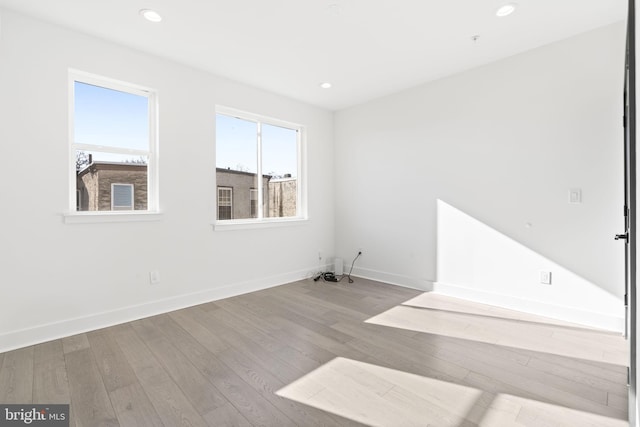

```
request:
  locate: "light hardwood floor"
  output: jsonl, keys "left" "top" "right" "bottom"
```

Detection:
{"left": 0, "top": 278, "right": 629, "bottom": 426}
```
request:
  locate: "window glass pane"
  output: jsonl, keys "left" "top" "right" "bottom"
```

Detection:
{"left": 216, "top": 114, "right": 259, "bottom": 220}
{"left": 75, "top": 150, "right": 148, "bottom": 211}
{"left": 215, "top": 114, "right": 257, "bottom": 173}
{"left": 262, "top": 124, "right": 297, "bottom": 218}
{"left": 73, "top": 75, "right": 152, "bottom": 214}
{"left": 74, "top": 82, "right": 148, "bottom": 151}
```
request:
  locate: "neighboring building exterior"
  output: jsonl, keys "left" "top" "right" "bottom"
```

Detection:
{"left": 215, "top": 168, "right": 297, "bottom": 220}
{"left": 76, "top": 162, "right": 147, "bottom": 211}
{"left": 268, "top": 175, "right": 297, "bottom": 218}
{"left": 76, "top": 163, "right": 296, "bottom": 217}
{"left": 215, "top": 168, "right": 271, "bottom": 220}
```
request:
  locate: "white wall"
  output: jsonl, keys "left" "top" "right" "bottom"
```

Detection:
{"left": 0, "top": 10, "right": 335, "bottom": 352}
{"left": 335, "top": 22, "right": 626, "bottom": 330}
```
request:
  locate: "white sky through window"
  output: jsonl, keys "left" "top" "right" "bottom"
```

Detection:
{"left": 74, "top": 81, "right": 148, "bottom": 162}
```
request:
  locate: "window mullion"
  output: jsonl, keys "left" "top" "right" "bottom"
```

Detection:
{"left": 256, "top": 122, "right": 264, "bottom": 219}
{"left": 146, "top": 93, "right": 158, "bottom": 211}
{"left": 296, "top": 129, "right": 301, "bottom": 218}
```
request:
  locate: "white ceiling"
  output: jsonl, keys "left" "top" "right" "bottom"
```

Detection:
{"left": 0, "top": 0, "right": 627, "bottom": 110}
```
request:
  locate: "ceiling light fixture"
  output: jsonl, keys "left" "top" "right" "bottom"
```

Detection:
{"left": 327, "top": 4, "right": 342, "bottom": 16}
{"left": 320, "top": 82, "right": 332, "bottom": 89}
{"left": 496, "top": 3, "right": 517, "bottom": 17}
{"left": 140, "top": 9, "right": 162, "bottom": 22}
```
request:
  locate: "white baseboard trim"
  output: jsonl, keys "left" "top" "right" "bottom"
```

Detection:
{"left": 350, "top": 266, "right": 434, "bottom": 292}
{"left": 0, "top": 267, "right": 318, "bottom": 353}
{"left": 3, "top": 266, "right": 622, "bottom": 353}
{"left": 347, "top": 266, "right": 623, "bottom": 333}
{"left": 433, "top": 281, "right": 624, "bottom": 333}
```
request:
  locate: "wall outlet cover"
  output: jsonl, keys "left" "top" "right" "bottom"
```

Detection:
{"left": 540, "top": 271, "right": 552, "bottom": 285}
{"left": 149, "top": 271, "right": 161, "bottom": 285}
{"left": 568, "top": 188, "right": 582, "bottom": 204}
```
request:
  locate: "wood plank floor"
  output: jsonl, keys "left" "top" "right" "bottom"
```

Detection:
{"left": 0, "top": 278, "right": 629, "bottom": 426}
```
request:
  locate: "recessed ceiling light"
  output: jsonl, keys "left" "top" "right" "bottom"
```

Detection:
{"left": 327, "top": 4, "right": 342, "bottom": 16}
{"left": 320, "top": 82, "right": 332, "bottom": 89}
{"left": 496, "top": 3, "right": 517, "bottom": 17}
{"left": 140, "top": 9, "right": 162, "bottom": 22}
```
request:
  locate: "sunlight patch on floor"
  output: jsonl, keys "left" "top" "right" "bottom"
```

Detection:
{"left": 496, "top": 393, "right": 628, "bottom": 427}
{"left": 365, "top": 294, "right": 628, "bottom": 366}
{"left": 276, "top": 357, "right": 627, "bottom": 426}
{"left": 277, "top": 357, "right": 483, "bottom": 426}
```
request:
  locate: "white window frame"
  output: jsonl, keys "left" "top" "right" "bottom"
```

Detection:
{"left": 111, "top": 183, "right": 134, "bottom": 210}
{"left": 218, "top": 187, "right": 233, "bottom": 220}
{"left": 214, "top": 106, "right": 307, "bottom": 230}
{"left": 65, "top": 69, "right": 161, "bottom": 224}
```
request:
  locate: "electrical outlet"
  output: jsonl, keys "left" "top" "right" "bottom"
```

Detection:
{"left": 149, "top": 270, "right": 161, "bottom": 285}
{"left": 568, "top": 188, "right": 582, "bottom": 204}
{"left": 540, "top": 271, "right": 552, "bottom": 285}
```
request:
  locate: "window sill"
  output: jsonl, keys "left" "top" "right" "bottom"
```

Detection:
{"left": 213, "top": 217, "right": 308, "bottom": 231}
{"left": 63, "top": 211, "right": 163, "bottom": 224}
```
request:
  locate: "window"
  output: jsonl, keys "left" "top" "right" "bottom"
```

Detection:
{"left": 215, "top": 107, "right": 304, "bottom": 224}
{"left": 69, "top": 70, "right": 158, "bottom": 215}
{"left": 218, "top": 187, "right": 233, "bottom": 220}
{"left": 111, "top": 184, "right": 134, "bottom": 210}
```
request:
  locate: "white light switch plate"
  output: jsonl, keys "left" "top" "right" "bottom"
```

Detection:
{"left": 568, "top": 189, "right": 582, "bottom": 204}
